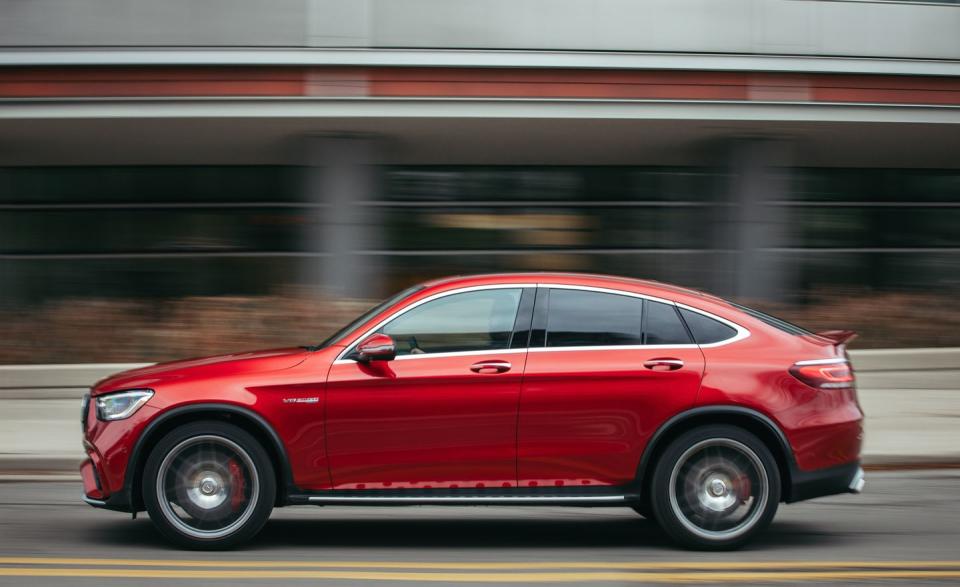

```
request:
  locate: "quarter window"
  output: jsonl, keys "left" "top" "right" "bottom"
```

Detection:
{"left": 679, "top": 308, "right": 738, "bottom": 344}
{"left": 380, "top": 289, "right": 522, "bottom": 356}
{"left": 545, "top": 289, "right": 645, "bottom": 347}
{"left": 644, "top": 300, "right": 692, "bottom": 345}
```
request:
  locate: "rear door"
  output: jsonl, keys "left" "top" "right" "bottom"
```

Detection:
{"left": 517, "top": 286, "right": 705, "bottom": 488}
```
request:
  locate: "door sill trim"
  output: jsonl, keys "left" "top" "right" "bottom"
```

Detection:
{"left": 289, "top": 493, "right": 633, "bottom": 506}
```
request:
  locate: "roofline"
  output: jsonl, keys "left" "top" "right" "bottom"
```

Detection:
{"left": 419, "top": 272, "right": 722, "bottom": 302}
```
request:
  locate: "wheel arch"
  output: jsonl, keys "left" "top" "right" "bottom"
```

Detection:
{"left": 124, "top": 403, "right": 295, "bottom": 511}
{"left": 634, "top": 406, "right": 796, "bottom": 503}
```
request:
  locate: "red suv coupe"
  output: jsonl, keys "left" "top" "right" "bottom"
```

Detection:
{"left": 81, "top": 273, "right": 864, "bottom": 550}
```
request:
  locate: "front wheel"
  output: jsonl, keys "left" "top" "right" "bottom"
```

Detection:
{"left": 142, "top": 421, "right": 276, "bottom": 549}
{"left": 649, "top": 425, "right": 780, "bottom": 550}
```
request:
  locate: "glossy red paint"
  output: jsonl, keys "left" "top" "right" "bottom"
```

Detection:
{"left": 82, "top": 272, "right": 863, "bottom": 510}
{"left": 518, "top": 346, "right": 705, "bottom": 487}
{"left": 326, "top": 350, "right": 526, "bottom": 489}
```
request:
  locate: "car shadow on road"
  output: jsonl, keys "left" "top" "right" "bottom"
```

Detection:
{"left": 85, "top": 512, "right": 844, "bottom": 553}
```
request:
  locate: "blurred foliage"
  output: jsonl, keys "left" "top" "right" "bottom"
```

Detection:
{"left": 0, "top": 288, "right": 956, "bottom": 364}
{"left": 748, "top": 289, "right": 960, "bottom": 350}
{"left": 0, "top": 290, "right": 373, "bottom": 364}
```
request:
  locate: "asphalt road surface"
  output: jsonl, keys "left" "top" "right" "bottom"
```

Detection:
{"left": 1, "top": 471, "right": 959, "bottom": 586}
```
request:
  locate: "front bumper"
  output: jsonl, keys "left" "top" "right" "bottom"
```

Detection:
{"left": 787, "top": 461, "right": 864, "bottom": 503}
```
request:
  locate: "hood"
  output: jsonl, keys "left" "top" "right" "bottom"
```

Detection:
{"left": 91, "top": 347, "right": 310, "bottom": 396}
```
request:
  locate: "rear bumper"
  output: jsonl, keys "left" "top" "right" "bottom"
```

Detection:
{"left": 787, "top": 461, "right": 864, "bottom": 503}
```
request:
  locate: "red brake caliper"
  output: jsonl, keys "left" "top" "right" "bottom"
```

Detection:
{"left": 736, "top": 474, "right": 752, "bottom": 505}
{"left": 228, "top": 458, "right": 246, "bottom": 512}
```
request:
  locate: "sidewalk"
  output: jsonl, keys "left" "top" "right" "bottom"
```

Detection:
{"left": 1, "top": 349, "right": 958, "bottom": 477}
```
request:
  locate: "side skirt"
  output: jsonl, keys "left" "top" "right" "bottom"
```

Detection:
{"left": 288, "top": 488, "right": 639, "bottom": 507}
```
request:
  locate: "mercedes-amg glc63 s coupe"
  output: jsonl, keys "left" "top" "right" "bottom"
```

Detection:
{"left": 81, "top": 273, "right": 864, "bottom": 550}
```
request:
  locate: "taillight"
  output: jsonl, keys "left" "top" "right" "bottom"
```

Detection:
{"left": 789, "top": 360, "right": 854, "bottom": 389}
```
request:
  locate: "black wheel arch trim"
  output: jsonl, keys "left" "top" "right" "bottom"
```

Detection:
{"left": 116, "top": 403, "right": 296, "bottom": 512}
{"left": 634, "top": 405, "right": 798, "bottom": 500}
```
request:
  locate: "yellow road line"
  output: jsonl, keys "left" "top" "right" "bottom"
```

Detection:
{"left": 1, "top": 558, "right": 959, "bottom": 571}
{"left": 2, "top": 568, "right": 960, "bottom": 582}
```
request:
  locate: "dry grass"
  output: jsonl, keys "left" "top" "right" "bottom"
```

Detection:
{"left": 0, "top": 290, "right": 374, "bottom": 364}
{"left": 0, "top": 289, "right": 955, "bottom": 364}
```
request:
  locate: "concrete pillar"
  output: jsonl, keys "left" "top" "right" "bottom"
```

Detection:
{"left": 301, "top": 135, "right": 384, "bottom": 298}
{"left": 722, "top": 139, "right": 794, "bottom": 302}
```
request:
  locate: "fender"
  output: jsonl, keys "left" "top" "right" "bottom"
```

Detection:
{"left": 111, "top": 403, "right": 296, "bottom": 512}
{"left": 634, "top": 405, "right": 796, "bottom": 492}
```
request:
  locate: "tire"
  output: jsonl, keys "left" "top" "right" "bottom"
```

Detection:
{"left": 142, "top": 420, "right": 276, "bottom": 549}
{"left": 649, "top": 424, "right": 780, "bottom": 550}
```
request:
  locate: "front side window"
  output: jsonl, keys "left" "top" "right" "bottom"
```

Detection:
{"left": 380, "top": 288, "right": 522, "bottom": 356}
{"left": 545, "top": 289, "right": 645, "bottom": 347}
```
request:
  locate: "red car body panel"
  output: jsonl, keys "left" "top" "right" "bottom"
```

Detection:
{"left": 81, "top": 273, "right": 864, "bottom": 508}
{"left": 518, "top": 346, "right": 705, "bottom": 487}
{"left": 325, "top": 350, "right": 527, "bottom": 490}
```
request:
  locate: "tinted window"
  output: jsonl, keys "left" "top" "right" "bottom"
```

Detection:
{"left": 381, "top": 289, "right": 522, "bottom": 356}
{"left": 546, "top": 289, "right": 644, "bottom": 347}
{"left": 679, "top": 308, "right": 738, "bottom": 344}
{"left": 644, "top": 300, "right": 692, "bottom": 345}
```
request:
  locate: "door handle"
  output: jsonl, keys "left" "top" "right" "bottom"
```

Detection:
{"left": 470, "top": 360, "right": 512, "bottom": 374}
{"left": 643, "top": 358, "right": 684, "bottom": 371}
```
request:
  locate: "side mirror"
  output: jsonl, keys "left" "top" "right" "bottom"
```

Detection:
{"left": 356, "top": 333, "right": 397, "bottom": 363}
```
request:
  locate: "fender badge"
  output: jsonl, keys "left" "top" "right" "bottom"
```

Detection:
{"left": 283, "top": 397, "right": 319, "bottom": 404}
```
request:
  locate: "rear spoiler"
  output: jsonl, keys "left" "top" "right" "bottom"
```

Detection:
{"left": 814, "top": 330, "right": 858, "bottom": 346}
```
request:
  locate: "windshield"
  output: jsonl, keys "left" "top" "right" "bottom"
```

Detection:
{"left": 315, "top": 285, "right": 425, "bottom": 349}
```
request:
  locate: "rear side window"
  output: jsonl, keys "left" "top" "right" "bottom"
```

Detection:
{"left": 679, "top": 308, "right": 738, "bottom": 345}
{"left": 644, "top": 300, "right": 692, "bottom": 345}
{"left": 546, "top": 289, "right": 644, "bottom": 347}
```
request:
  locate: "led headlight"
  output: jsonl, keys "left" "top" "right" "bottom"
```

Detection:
{"left": 96, "top": 389, "right": 154, "bottom": 421}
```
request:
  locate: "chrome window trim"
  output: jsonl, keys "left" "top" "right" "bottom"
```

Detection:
{"left": 333, "top": 282, "right": 750, "bottom": 363}
{"left": 528, "top": 344, "right": 700, "bottom": 353}
{"left": 333, "top": 347, "right": 527, "bottom": 365}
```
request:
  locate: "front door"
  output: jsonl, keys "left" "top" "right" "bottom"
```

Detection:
{"left": 518, "top": 287, "right": 705, "bottom": 488}
{"left": 325, "top": 286, "right": 533, "bottom": 490}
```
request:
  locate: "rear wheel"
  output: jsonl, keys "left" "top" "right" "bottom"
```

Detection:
{"left": 649, "top": 425, "right": 780, "bottom": 550}
{"left": 142, "top": 421, "right": 275, "bottom": 549}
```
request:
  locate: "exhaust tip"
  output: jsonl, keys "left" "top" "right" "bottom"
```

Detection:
{"left": 848, "top": 467, "right": 865, "bottom": 494}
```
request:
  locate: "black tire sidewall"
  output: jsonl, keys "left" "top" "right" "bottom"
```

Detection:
{"left": 649, "top": 424, "right": 781, "bottom": 550}
{"left": 142, "top": 420, "right": 276, "bottom": 550}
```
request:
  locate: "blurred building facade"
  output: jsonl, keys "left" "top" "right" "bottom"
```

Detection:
{"left": 2, "top": 0, "right": 960, "bottom": 308}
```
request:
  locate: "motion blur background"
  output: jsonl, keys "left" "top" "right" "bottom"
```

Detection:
{"left": 2, "top": 0, "right": 960, "bottom": 363}
{"left": 2, "top": 4, "right": 960, "bottom": 578}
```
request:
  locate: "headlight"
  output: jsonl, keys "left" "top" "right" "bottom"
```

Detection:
{"left": 96, "top": 389, "right": 154, "bottom": 421}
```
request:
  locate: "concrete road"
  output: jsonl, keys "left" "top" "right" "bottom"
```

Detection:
{"left": 1, "top": 471, "right": 959, "bottom": 585}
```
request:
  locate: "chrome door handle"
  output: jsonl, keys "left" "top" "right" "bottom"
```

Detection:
{"left": 643, "top": 358, "right": 684, "bottom": 371}
{"left": 470, "top": 360, "right": 512, "bottom": 374}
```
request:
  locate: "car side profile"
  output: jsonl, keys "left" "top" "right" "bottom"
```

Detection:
{"left": 81, "top": 273, "right": 864, "bottom": 550}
